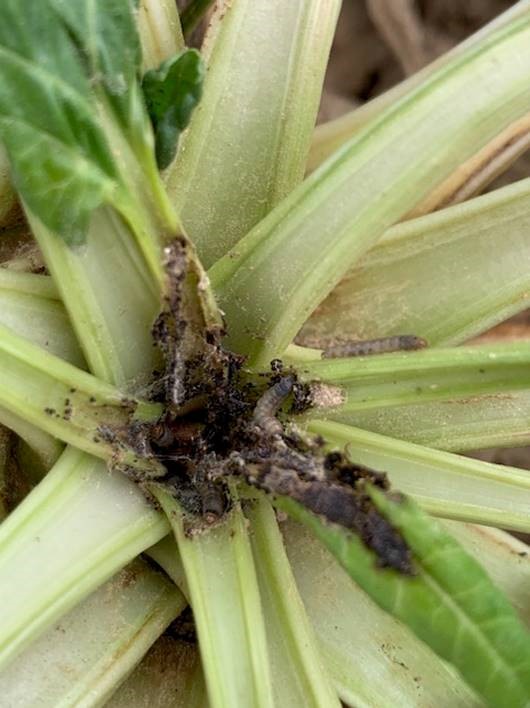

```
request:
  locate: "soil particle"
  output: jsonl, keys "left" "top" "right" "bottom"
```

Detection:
{"left": 124, "top": 240, "right": 413, "bottom": 572}
{"left": 165, "top": 606, "right": 197, "bottom": 645}
{"left": 151, "top": 238, "right": 230, "bottom": 412}
{"left": 246, "top": 465, "right": 412, "bottom": 573}
{"left": 150, "top": 361, "right": 412, "bottom": 571}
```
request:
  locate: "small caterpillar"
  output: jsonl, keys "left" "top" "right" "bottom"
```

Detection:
{"left": 322, "top": 335, "right": 427, "bottom": 359}
{"left": 201, "top": 483, "right": 227, "bottom": 524}
{"left": 253, "top": 375, "right": 295, "bottom": 435}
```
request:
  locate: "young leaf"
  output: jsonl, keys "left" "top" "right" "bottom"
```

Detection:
{"left": 277, "top": 490, "right": 530, "bottom": 707}
{"left": 142, "top": 49, "right": 205, "bottom": 169}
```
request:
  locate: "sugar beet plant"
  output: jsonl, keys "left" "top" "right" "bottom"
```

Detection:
{"left": 1, "top": 1, "right": 530, "bottom": 706}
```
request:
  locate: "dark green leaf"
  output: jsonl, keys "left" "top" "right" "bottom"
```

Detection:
{"left": 0, "top": 0, "right": 147, "bottom": 244}
{"left": 142, "top": 49, "right": 204, "bottom": 169}
{"left": 276, "top": 489, "right": 530, "bottom": 707}
{"left": 49, "top": 0, "right": 143, "bottom": 135}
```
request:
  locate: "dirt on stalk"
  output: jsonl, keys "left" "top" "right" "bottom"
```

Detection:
{"left": 127, "top": 239, "right": 415, "bottom": 575}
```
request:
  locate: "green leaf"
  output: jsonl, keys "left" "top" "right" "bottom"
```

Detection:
{"left": 0, "top": 0, "right": 175, "bottom": 260}
{"left": 284, "top": 519, "right": 481, "bottom": 707}
{"left": 142, "top": 50, "right": 205, "bottom": 169}
{"left": 0, "top": 0, "right": 124, "bottom": 244}
{"left": 285, "top": 518, "right": 530, "bottom": 707}
{"left": 277, "top": 490, "right": 530, "bottom": 707}
{"left": 49, "top": 0, "right": 142, "bottom": 135}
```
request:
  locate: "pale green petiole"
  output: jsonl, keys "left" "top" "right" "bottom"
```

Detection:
{"left": 0, "top": 447, "right": 169, "bottom": 670}
{"left": 0, "top": 558, "right": 186, "bottom": 707}
{"left": 153, "top": 487, "right": 274, "bottom": 708}
{"left": 307, "top": 0, "right": 530, "bottom": 170}
{"left": 29, "top": 208, "right": 162, "bottom": 388}
{"left": 307, "top": 419, "right": 530, "bottom": 532}
{"left": 211, "top": 12, "right": 530, "bottom": 366}
{"left": 108, "top": 636, "right": 208, "bottom": 708}
{"left": 0, "top": 406, "right": 62, "bottom": 472}
{"left": 138, "top": 0, "right": 184, "bottom": 72}
{"left": 0, "top": 267, "right": 84, "bottom": 366}
{"left": 288, "top": 341, "right": 530, "bottom": 453}
{"left": 0, "top": 320, "right": 161, "bottom": 464}
{"left": 316, "top": 390, "right": 530, "bottom": 453}
{"left": 294, "top": 341, "right": 530, "bottom": 411}
{"left": 168, "top": 0, "right": 340, "bottom": 267}
{"left": 246, "top": 495, "right": 341, "bottom": 707}
{"left": 299, "top": 177, "right": 530, "bottom": 349}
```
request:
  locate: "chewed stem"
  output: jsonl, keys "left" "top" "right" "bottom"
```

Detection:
{"left": 322, "top": 335, "right": 427, "bottom": 359}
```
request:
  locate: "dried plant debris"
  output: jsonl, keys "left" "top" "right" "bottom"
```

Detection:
{"left": 367, "top": 0, "right": 427, "bottom": 76}
{"left": 151, "top": 237, "right": 228, "bottom": 410}
{"left": 128, "top": 240, "right": 413, "bottom": 573}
